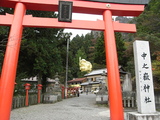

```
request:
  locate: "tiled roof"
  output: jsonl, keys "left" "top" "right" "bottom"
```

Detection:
{"left": 21, "top": 76, "right": 55, "bottom": 82}
{"left": 67, "top": 78, "right": 86, "bottom": 83}
{"left": 21, "top": 76, "right": 38, "bottom": 82}
{"left": 84, "top": 67, "right": 127, "bottom": 77}
{"left": 84, "top": 68, "right": 107, "bottom": 77}
{"left": 81, "top": 81, "right": 100, "bottom": 86}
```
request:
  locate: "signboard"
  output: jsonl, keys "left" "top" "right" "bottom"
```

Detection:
{"left": 58, "top": 1, "right": 73, "bottom": 22}
{"left": 133, "top": 40, "right": 156, "bottom": 114}
{"left": 87, "top": 0, "right": 150, "bottom": 5}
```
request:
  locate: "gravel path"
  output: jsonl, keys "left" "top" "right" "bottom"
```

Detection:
{"left": 10, "top": 93, "right": 111, "bottom": 120}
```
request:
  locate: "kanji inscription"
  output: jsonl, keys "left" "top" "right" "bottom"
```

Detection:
{"left": 133, "top": 40, "right": 156, "bottom": 114}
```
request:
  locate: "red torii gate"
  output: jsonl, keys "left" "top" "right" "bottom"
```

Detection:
{"left": 0, "top": 0, "right": 145, "bottom": 120}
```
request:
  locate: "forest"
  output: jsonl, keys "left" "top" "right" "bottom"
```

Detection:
{"left": 0, "top": 0, "right": 160, "bottom": 93}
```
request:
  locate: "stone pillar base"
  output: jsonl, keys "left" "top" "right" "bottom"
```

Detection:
{"left": 96, "top": 95, "right": 108, "bottom": 104}
{"left": 126, "top": 112, "right": 160, "bottom": 120}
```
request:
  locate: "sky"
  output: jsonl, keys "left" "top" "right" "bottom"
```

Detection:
{"left": 64, "top": 13, "right": 103, "bottom": 39}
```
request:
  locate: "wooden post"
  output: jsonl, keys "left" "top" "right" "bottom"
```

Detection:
{"left": 37, "top": 84, "right": 42, "bottom": 103}
{"left": 25, "top": 89, "right": 29, "bottom": 106}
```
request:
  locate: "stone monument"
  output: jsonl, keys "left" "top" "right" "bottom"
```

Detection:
{"left": 96, "top": 71, "right": 109, "bottom": 104}
{"left": 126, "top": 40, "right": 160, "bottom": 120}
{"left": 123, "top": 73, "right": 132, "bottom": 92}
{"left": 122, "top": 73, "right": 135, "bottom": 102}
{"left": 44, "top": 73, "right": 62, "bottom": 103}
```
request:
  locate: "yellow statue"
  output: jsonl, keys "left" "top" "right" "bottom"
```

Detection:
{"left": 79, "top": 57, "right": 92, "bottom": 72}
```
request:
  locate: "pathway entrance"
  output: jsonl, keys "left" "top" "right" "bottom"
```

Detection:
{"left": 11, "top": 94, "right": 110, "bottom": 120}
{"left": 0, "top": 0, "right": 147, "bottom": 119}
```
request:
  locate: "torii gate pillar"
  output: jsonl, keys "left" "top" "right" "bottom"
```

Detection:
{"left": 0, "top": 3, "right": 26, "bottom": 120}
{"left": 103, "top": 10, "right": 123, "bottom": 119}
{"left": 0, "top": 0, "right": 147, "bottom": 119}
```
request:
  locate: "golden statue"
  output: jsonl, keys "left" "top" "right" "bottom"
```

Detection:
{"left": 79, "top": 57, "right": 92, "bottom": 72}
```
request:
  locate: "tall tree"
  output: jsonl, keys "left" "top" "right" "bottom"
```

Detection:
{"left": 14, "top": 10, "right": 72, "bottom": 92}
{"left": 69, "top": 33, "right": 93, "bottom": 78}
{"left": 94, "top": 32, "right": 127, "bottom": 68}
{"left": 115, "top": 32, "right": 128, "bottom": 66}
{"left": 0, "top": 7, "right": 14, "bottom": 71}
{"left": 133, "top": 0, "right": 160, "bottom": 81}
{"left": 94, "top": 32, "right": 106, "bottom": 65}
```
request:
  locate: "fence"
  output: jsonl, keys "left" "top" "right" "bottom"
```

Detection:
{"left": 12, "top": 94, "right": 44, "bottom": 109}
{"left": 123, "top": 97, "right": 136, "bottom": 108}
{"left": 12, "top": 93, "right": 160, "bottom": 109}
{"left": 154, "top": 90, "right": 160, "bottom": 109}
{"left": 123, "top": 93, "right": 160, "bottom": 109}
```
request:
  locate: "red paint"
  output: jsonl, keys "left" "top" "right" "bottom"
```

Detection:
{"left": 37, "top": 84, "right": 42, "bottom": 103}
{"left": 0, "top": 14, "right": 136, "bottom": 32}
{"left": 61, "top": 85, "right": 65, "bottom": 99}
{"left": 103, "top": 10, "right": 124, "bottom": 120}
{"left": 0, "top": 3, "right": 26, "bottom": 120}
{"left": 24, "top": 83, "right": 31, "bottom": 106}
{"left": 0, "top": 0, "right": 145, "bottom": 119}
{"left": 0, "top": 0, "right": 144, "bottom": 16}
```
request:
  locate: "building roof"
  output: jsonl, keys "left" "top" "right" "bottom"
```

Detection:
{"left": 67, "top": 78, "right": 86, "bottom": 83}
{"left": 47, "top": 78, "right": 55, "bottom": 83}
{"left": 81, "top": 81, "right": 100, "bottom": 86}
{"left": 21, "top": 76, "right": 55, "bottom": 82}
{"left": 84, "top": 68, "right": 106, "bottom": 77}
{"left": 84, "top": 66, "right": 127, "bottom": 77}
{"left": 21, "top": 76, "right": 38, "bottom": 82}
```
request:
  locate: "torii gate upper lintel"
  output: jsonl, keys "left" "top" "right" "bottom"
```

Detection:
{"left": 0, "top": 0, "right": 145, "bottom": 31}
{"left": 1, "top": 0, "right": 145, "bottom": 16}
{"left": 0, "top": 0, "right": 147, "bottom": 120}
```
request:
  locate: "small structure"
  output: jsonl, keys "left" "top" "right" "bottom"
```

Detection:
{"left": 82, "top": 67, "right": 127, "bottom": 104}
{"left": 21, "top": 76, "right": 38, "bottom": 82}
{"left": 44, "top": 73, "right": 62, "bottom": 103}
{"left": 122, "top": 73, "right": 132, "bottom": 92}
{"left": 81, "top": 68, "right": 107, "bottom": 92}
{"left": 21, "top": 76, "right": 39, "bottom": 93}
{"left": 67, "top": 78, "right": 87, "bottom": 88}
{"left": 82, "top": 67, "right": 127, "bottom": 92}
{"left": 96, "top": 71, "right": 109, "bottom": 104}
{"left": 122, "top": 73, "right": 135, "bottom": 103}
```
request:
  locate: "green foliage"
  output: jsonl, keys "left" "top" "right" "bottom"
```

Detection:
{"left": 125, "top": 0, "right": 160, "bottom": 78}
{"left": 136, "top": 0, "right": 160, "bottom": 35}
{"left": 94, "top": 32, "right": 127, "bottom": 67}
{"left": 69, "top": 33, "right": 93, "bottom": 78}
{"left": 94, "top": 32, "right": 106, "bottom": 65}
{"left": 0, "top": 8, "right": 74, "bottom": 93}
{"left": 18, "top": 28, "right": 72, "bottom": 80}
{"left": 115, "top": 32, "right": 128, "bottom": 67}
{"left": 3, "top": 0, "right": 160, "bottom": 93}
{"left": 152, "top": 60, "right": 160, "bottom": 77}
{"left": 0, "top": 7, "right": 13, "bottom": 71}
{"left": 0, "top": 26, "right": 9, "bottom": 70}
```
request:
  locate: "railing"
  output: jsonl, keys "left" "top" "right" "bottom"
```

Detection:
{"left": 12, "top": 93, "right": 160, "bottom": 109}
{"left": 123, "top": 94, "right": 160, "bottom": 109}
{"left": 12, "top": 94, "right": 44, "bottom": 109}
{"left": 154, "top": 90, "right": 160, "bottom": 109}
{"left": 123, "top": 97, "right": 136, "bottom": 108}
{"left": 12, "top": 96, "right": 25, "bottom": 109}
{"left": 12, "top": 94, "right": 137, "bottom": 109}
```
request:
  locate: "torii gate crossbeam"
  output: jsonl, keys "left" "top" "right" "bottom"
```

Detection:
{"left": 0, "top": 14, "right": 136, "bottom": 32}
{"left": 0, "top": 0, "right": 145, "bottom": 120}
